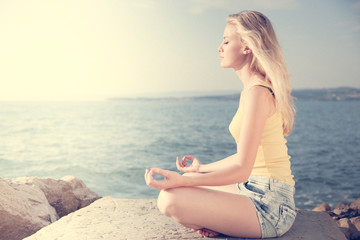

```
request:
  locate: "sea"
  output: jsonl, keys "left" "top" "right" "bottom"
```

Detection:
{"left": 0, "top": 99, "right": 359, "bottom": 210}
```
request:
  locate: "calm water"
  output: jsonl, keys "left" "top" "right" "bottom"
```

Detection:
{"left": 0, "top": 100, "right": 359, "bottom": 210}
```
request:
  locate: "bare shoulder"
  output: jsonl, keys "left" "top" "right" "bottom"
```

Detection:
{"left": 242, "top": 86, "right": 275, "bottom": 118}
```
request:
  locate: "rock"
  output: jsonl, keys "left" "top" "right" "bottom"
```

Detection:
{"left": 28, "top": 176, "right": 100, "bottom": 217}
{"left": 319, "top": 199, "right": 360, "bottom": 240}
{"left": 349, "top": 216, "right": 360, "bottom": 239}
{"left": 338, "top": 218, "right": 352, "bottom": 239}
{"left": 62, "top": 176, "right": 99, "bottom": 209}
{"left": 350, "top": 198, "right": 360, "bottom": 211}
{"left": 333, "top": 202, "right": 351, "bottom": 217}
{"left": 0, "top": 176, "right": 100, "bottom": 240}
{"left": 337, "top": 216, "right": 360, "bottom": 240}
{"left": 313, "top": 202, "right": 332, "bottom": 212}
{"left": 25, "top": 197, "right": 347, "bottom": 240}
{"left": 0, "top": 178, "right": 58, "bottom": 240}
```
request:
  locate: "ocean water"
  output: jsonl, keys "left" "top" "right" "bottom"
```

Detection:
{"left": 0, "top": 100, "right": 359, "bottom": 210}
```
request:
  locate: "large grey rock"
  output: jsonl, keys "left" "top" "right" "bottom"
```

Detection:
{"left": 0, "top": 178, "right": 57, "bottom": 240}
{"left": 26, "top": 175, "right": 100, "bottom": 217}
{"left": 25, "top": 197, "right": 347, "bottom": 240}
{"left": 0, "top": 176, "right": 100, "bottom": 240}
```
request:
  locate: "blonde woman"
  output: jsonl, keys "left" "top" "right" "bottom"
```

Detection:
{"left": 145, "top": 10, "right": 296, "bottom": 238}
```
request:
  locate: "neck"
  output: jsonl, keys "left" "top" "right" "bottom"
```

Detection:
{"left": 234, "top": 56, "right": 267, "bottom": 90}
{"left": 234, "top": 58, "right": 256, "bottom": 89}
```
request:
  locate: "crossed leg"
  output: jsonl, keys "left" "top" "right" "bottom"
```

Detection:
{"left": 157, "top": 184, "right": 262, "bottom": 238}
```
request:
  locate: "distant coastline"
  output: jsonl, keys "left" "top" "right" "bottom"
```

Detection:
{"left": 292, "top": 87, "right": 360, "bottom": 101}
{"left": 109, "top": 87, "right": 360, "bottom": 102}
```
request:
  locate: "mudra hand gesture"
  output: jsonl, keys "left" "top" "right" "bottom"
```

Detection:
{"left": 145, "top": 156, "right": 202, "bottom": 190}
{"left": 176, "top": 155, "right": 202, "bottom": 173}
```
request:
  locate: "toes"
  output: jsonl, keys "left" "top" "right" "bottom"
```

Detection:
{"left": 195, "top": 228, "right": 219, "bottom": 238}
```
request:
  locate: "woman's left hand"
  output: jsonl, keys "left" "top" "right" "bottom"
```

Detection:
{"left": 144, "top": 168, "right": 184, "bottom": 190}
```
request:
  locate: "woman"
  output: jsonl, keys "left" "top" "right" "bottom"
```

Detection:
{"left": 145, "top": 10, "right": 296, "bottom": 238}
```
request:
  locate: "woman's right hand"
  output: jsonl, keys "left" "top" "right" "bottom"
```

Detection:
{"left": 176, "top": 155, "right": 202, "bottom": 173}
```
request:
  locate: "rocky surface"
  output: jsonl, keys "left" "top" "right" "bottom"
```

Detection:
{"left": 313, "top": 198, "right": 360, "bottom": 240}
{"left": 25, "top": 196, "right": 346, "bottom": 240}
{"left": 0, "top": 176, "right": 100, "bottom": 240}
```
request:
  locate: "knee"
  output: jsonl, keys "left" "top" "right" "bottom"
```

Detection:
{"left": 157, "top": 189, "right": 178, "bottom": 217}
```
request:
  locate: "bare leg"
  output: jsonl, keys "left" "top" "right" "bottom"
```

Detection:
{"left": 189, "top": 183, "right": 241, "bottom": 237}
{"left": 157, "top": 185, "right": 262, "bottom": 238}
{"left": 160, "top": 173, "right": 256, "bottom": 238}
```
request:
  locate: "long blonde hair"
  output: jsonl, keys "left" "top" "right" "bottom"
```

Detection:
{"left": 227, "top": 11, "right": 295, "bottom": 136}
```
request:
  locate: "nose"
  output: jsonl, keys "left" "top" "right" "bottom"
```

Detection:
{"left": 218, "top": 43, "right": 223, "bottom": 53}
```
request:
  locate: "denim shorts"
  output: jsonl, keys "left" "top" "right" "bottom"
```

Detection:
{"left": 237, "top": 175, "right": 296, "bottom": 238}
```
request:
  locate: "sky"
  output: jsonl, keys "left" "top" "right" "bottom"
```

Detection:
{"left": 0, "top": 0, "right": 359, "bottom": 101}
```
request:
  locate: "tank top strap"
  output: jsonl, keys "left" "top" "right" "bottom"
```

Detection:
{"left": 240, "top": 79, "right": 275, "bottom": 109}
{"left": 247, "top": 79, "right": 275, "bottom": 98}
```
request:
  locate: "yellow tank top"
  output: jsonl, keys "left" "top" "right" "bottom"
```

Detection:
{"left": 229, "top": 82, "right": 295, "bottom": 186}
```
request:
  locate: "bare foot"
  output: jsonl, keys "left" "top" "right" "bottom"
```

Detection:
{"left": 192, "top": 228, "right": 220, "bottom": 238}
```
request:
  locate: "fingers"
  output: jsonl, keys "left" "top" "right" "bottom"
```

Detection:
{"left": 145, "top": 168, "right": 160, "bottom": 189}
{"left": 144, "top": 169, "right": 153, "bottom": 185}
{"left": 145, "top": 168, "right": 167, "bottom": 182}
{"left": 180, "top": 155, "right": 192, "bottom": 166}
{"left": 151, "top": 168, "right": 169, "bottom": 179}
{"left": 183, "top": 155, "right": 194, "bottom": 163}
{"left": 182, "top": 156, "right": 187, "bottom": 166}
{"left": 177, "top": 156, "right": 190, "bottom": 170}
{"left": 177, "top": 156, "right": 193, "bottom": 172}
{"left": 176, "top": 156, "right": 182, "bottom": 170}
{"left": 144, "top": 169, "right": 149, "bottom": 181}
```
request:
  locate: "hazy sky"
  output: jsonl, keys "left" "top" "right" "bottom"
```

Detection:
{"left": 0, "top": 0, "right": 359, "bottom": 101}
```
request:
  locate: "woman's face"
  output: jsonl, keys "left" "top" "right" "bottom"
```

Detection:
{"left": 218, "top": 24, "right": 247, "bottom": 69}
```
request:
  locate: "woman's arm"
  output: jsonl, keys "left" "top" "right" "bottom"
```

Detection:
{"left": 177, "top": 154, "right": 238, "bottom": 173}
{"left": 198, "top": 153, "right": 238, "bottom": 173}
{"left": 145, "top": 86, "right": 274, "bottom": 190}
{"left": 184, "top": 86, "right": 274, "bottom": 186}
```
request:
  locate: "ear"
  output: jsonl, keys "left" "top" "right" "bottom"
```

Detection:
{"left": 243, "top": 46, "right": 252, "bottom": 55}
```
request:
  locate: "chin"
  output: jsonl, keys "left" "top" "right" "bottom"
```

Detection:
{"left": 220, "top": 63, "right": 231, "bottom": 68}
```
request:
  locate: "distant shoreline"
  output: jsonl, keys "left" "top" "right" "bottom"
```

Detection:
{"left": 109, "top": 87, "right": 360, "bottom": 102}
